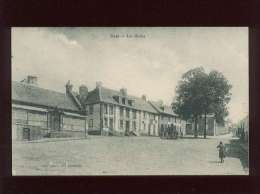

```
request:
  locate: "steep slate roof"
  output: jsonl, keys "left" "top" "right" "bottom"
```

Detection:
{"left": 149, "top": 101, "right": 177, "bottom": 116}
{"left": 86, "top": 86, "right": 158, "bottom": 113}
{"left": 12, "top": 81, "right": 80, "bottom": 112}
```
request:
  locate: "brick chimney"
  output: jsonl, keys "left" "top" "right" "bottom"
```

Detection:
{"left": 79, "top": 85, "right": 88, "bottom": 101}
{"left": 120, "top": 88, "right": 127, "bottom": 96}
{"left": 21, "top": 75, "right": 38, "bottom": 85}
{"left": 141, "top": 94, "right": 147, "bottom": 101}
{"left": 157, "top": 100, "right": 164, "bottom": 107}
{"left": 96, "top": 81, "right": 103, "bottom": 88}
{"left": 65, "top": 80, "right": 73, "bottom": 95}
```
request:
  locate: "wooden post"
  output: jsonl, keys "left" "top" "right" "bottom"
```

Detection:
{"left": 100, "top": 103, "right": 103, "bottom": 135}
{"left": 204, "top": 112, "right": 207, "bottom": 139}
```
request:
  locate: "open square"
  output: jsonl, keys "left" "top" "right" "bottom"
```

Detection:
{"left": 12, "top": 134, "right": 248, "bottom": 175}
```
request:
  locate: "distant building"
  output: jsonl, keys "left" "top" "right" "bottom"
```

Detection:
{"left": 149, "top": 101, "right": 186, "bottom": 136}
{"left": 185, "top": 114, "right": 229, "bottom": 136}
{"left": 12, "top": 76, "right": 87, "bottom": 141}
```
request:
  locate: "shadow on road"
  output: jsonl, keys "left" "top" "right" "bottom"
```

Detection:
{"left": 224, "top": 139, "right": 249, "bottom": 169}
{"left": 180, "top": 136, "right": 207, "bottom": 140}
{"left": 209, "top": 160, "right": 221, "bottom": 164}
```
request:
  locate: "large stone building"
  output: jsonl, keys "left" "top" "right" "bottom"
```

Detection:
{"left": 85, "top": 82, "right": 160, "bottom": 136}
{"left": 12, "top": 76, "right": 87, "bottom": 141}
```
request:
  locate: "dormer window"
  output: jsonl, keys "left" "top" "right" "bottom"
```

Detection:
{"left": 113, "top": 96, "right": 119, "bottom": 103}
{"left": 104, "top": 104, "right": 108, "bottom": 114}
{"left": 122, "top": 98, "right": 126, "bottom": 105}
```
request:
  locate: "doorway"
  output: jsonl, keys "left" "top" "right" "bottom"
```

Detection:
{"left": 125, "top": 121, "right": 130, "bottom": 134}
{"left": 49, "top": 110, "right": 61, "bottom": 131}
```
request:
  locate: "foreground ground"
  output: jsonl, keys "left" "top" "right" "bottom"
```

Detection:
{"left": 12, "top": 133, "right": 248, "bottom": 175}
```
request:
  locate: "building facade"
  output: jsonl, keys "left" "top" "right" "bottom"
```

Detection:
{"left": 14, "top": 78, "right": 219, "bottom": 139}
{"left": 12, "top": 76, "right": 87, "bottom": 141}
{"left": 149, "top": 101, "right": 186, "bottom": 136}
{"left": 85, "top": 83, "right": 159, "bottom": 136}
{"left": 185, "top": 115, "right": 229, "bottom": 136}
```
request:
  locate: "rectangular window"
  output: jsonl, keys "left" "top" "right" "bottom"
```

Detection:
{"left": 104, "top": 118, "right": 108, "bottom": 128}
{"left": 120, "top": 120, "right": 124, "bottom": 129}
{"left": 143, "top": 112, "right": 146, "bottom": 119}
{"left": 89, "top": 119, "right": 93, "bottom": 128}
{"left": 109, "top": 105, "right": 113, "bottom": 115}
{"left": 128, "top": 100, "right": 132, "bottom": 106}
{"left": 104, "top": 104, "right": 108, "bottom": 114}
{"left": 143, "top": 123, "right": 146, "bottom": 130}
{"left": 109, "top": 118, "right": 113, "bottom": 129}
{"left": 122, "top": 98, "right": 126, "bottom": 105}
{"left": 120, "top": 107, "right": 124, "bottom": 117}
{"left": 126, "top": 108, "right": 130, "bottom": 118}
{"left": 132, "top": 110, "right": 137, "bottom": 119}
{"left": 89, "top": 105, "right": 94, "bottom": 115}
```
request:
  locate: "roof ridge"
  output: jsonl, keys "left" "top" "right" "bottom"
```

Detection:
{"left": 12, "top": 80, "right": 80, "bottom": 112}
{"left": 12, "top": 81, "right": 67, "bottom": 96}
{"left": 70, "top": 92, "right": 83, "bottom": 110}
{"left": 148, "top": 101, "right": 161, "bottom": 112}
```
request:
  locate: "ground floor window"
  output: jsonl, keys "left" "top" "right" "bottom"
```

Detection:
{"left": 153, "top": 124, "right": 156, "bottom": 135}
{"left": 132, "top": 121, "right": 136, "bottom": 131}
{"left": 125, "top": 121, "right": 130, "bottom": 132}
{"left": 109, "top": 118, "right": 113, "bottom": 129}
{"left": 120, "top": 119, "right": 124, "bottom": 130}
{"left": 104, "top": 118, "right": 108, "bottom": 128}
{"left": 89, "top": 119, "right": 93, "bottom": 128}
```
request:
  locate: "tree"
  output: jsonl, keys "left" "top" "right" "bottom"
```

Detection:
{"left": 172, "top": 67, "right": 232, "bottom": 138}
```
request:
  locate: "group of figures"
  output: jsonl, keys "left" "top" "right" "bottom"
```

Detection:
{"left": 159, "top": 124, "right": 182, "bottom": 139}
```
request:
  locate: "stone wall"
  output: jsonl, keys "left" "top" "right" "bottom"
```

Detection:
{"left": 12, "top": 107, "right": 87, "bottom": 140}
{"left": 98, "top": 104, "right": 159, "bottom": 136}
{"left": 14, "top": 124, "right": 49, "bottom": 141}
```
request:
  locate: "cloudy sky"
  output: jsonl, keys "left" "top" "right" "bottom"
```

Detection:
{"left": 12, "top": 27, "right": 248, "bottom": 123}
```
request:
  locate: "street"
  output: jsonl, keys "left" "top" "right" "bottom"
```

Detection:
{"left": 12, "top": 134, "right": 248, "bottom": 175}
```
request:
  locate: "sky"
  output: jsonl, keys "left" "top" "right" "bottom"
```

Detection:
{"left": 12, "top": 27, "right": 248, "bottom": 123}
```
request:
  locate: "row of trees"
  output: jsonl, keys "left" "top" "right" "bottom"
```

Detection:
{"left": 172, "top": 67, "right": 232, "bottom": 138}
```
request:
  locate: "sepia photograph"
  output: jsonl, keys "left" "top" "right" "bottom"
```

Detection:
{"left": 11, "top": 27, "right": 249, "bottom": 175}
